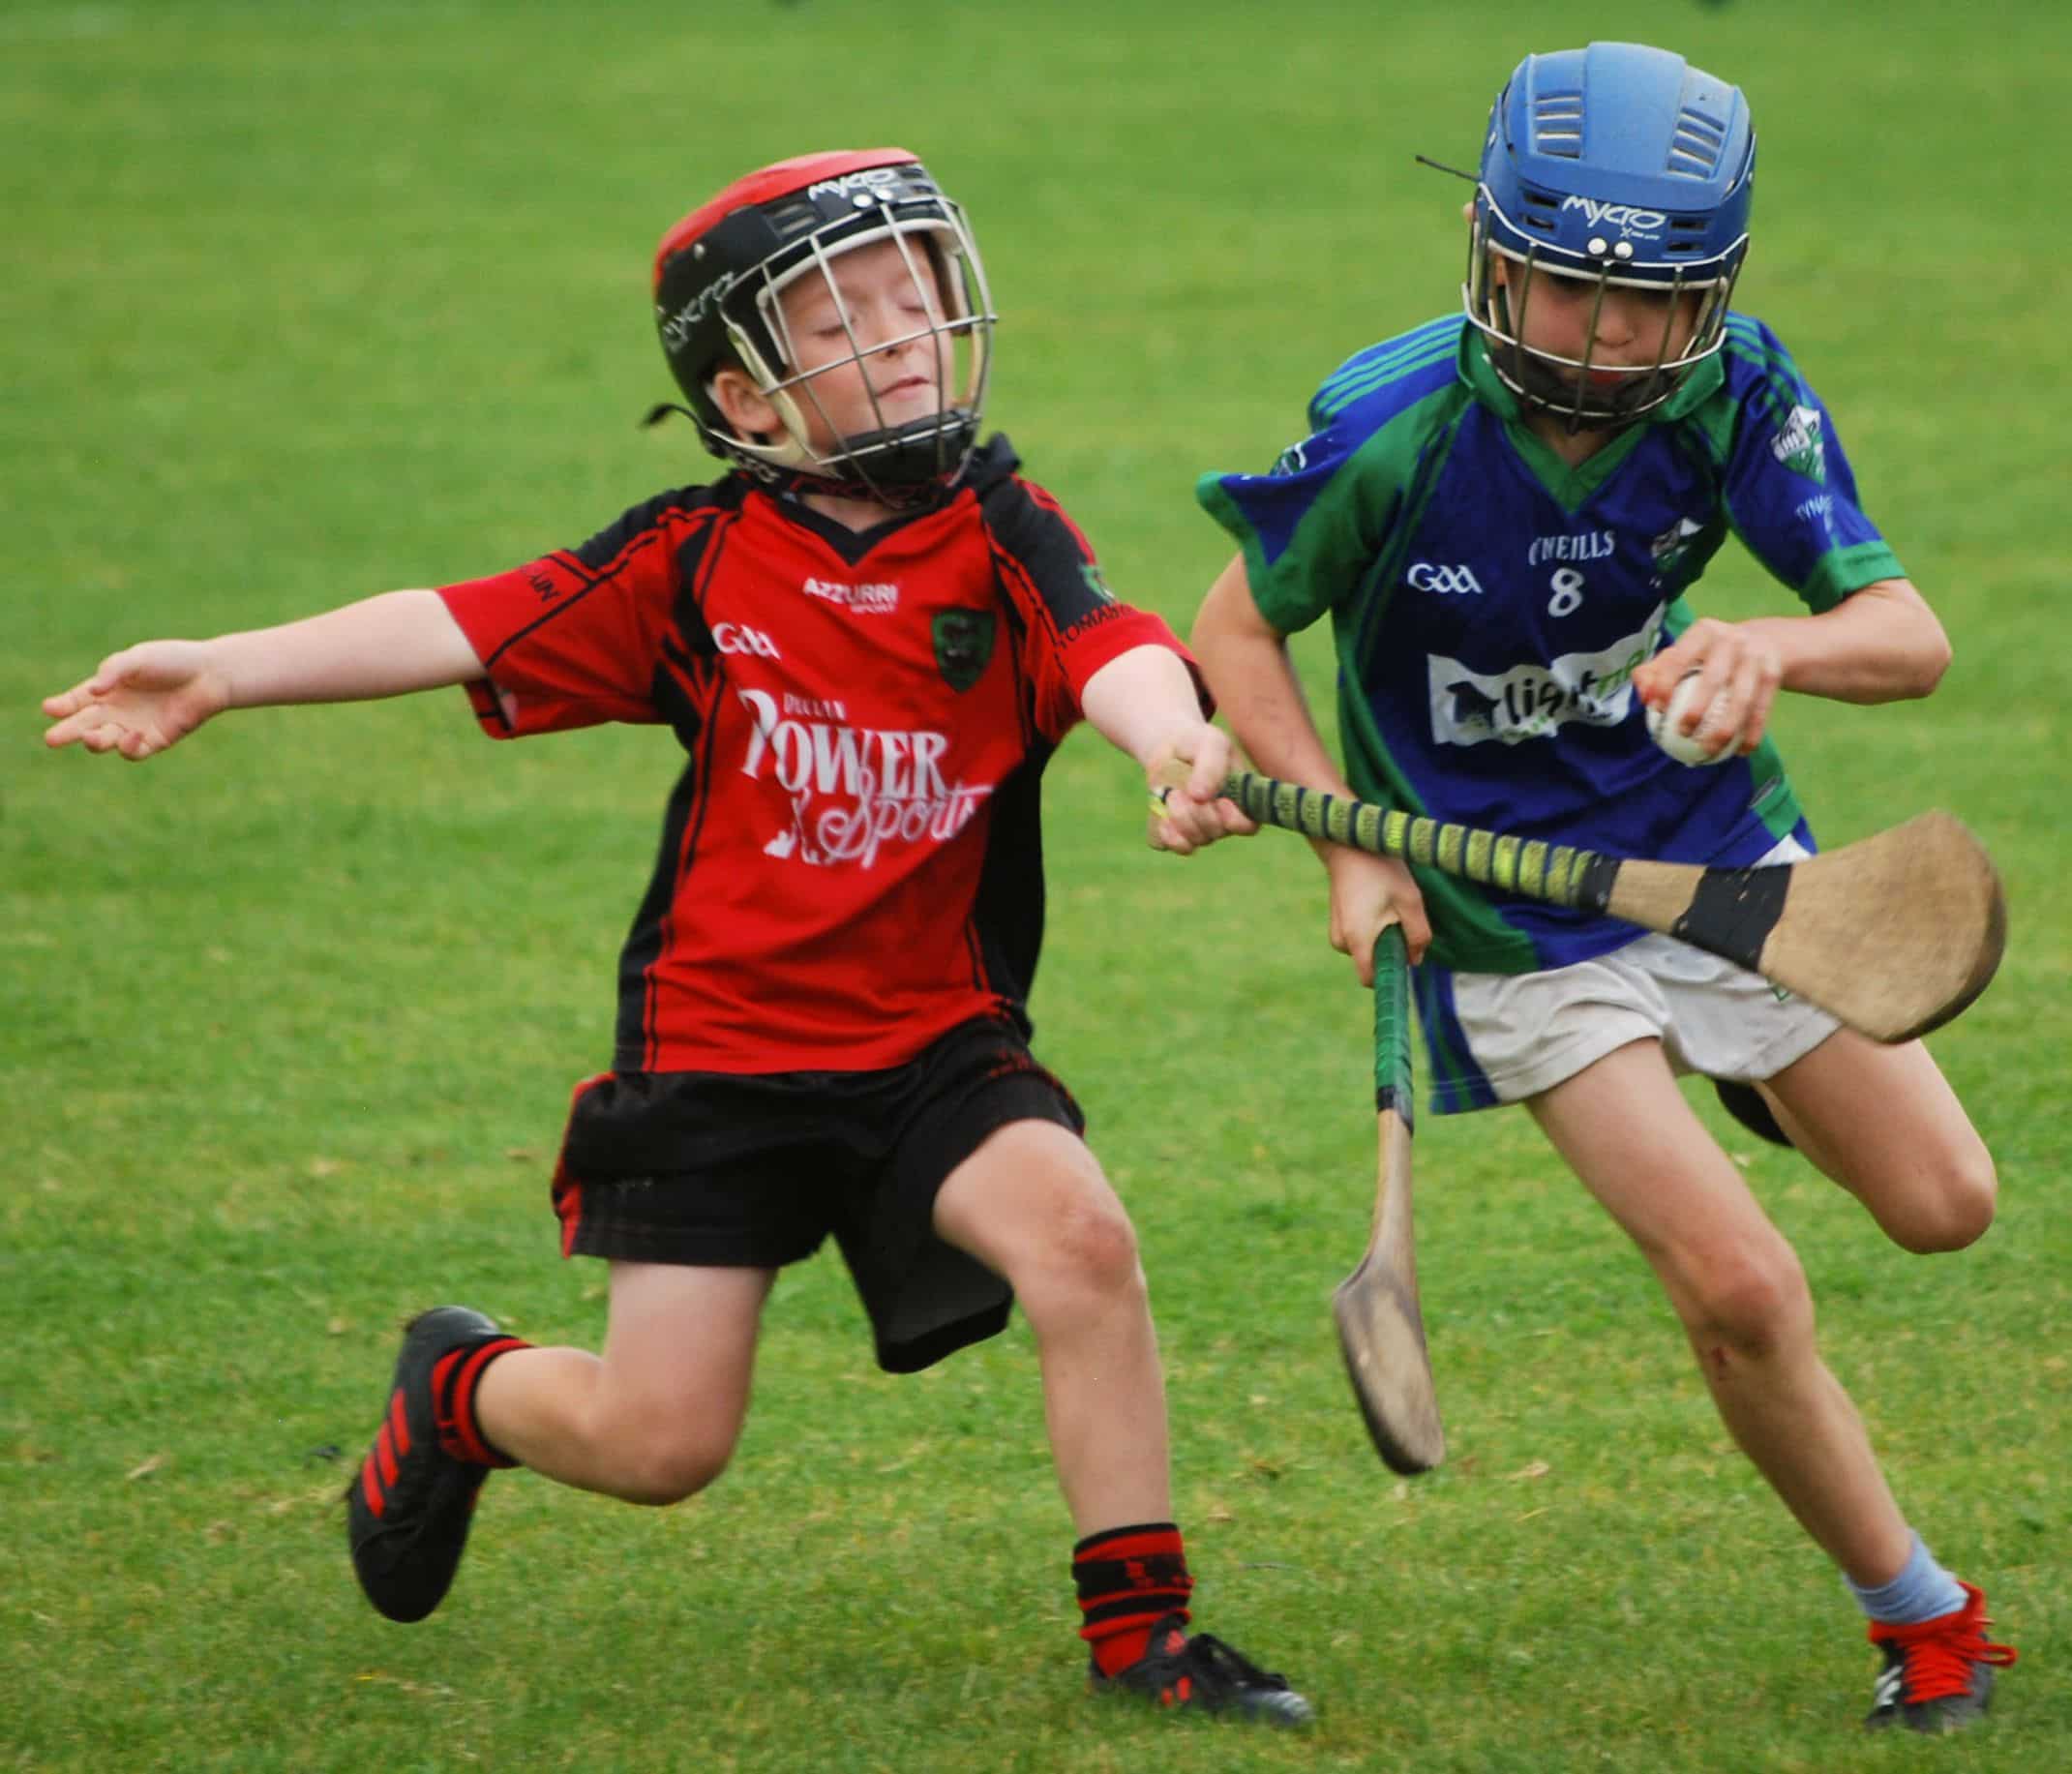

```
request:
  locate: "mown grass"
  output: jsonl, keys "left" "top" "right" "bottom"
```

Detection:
{"left": 5, "top": 2, "right": 2068, "bottom": 1768}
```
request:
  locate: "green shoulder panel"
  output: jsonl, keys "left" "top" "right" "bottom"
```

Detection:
{"left": 1196, "top": 377, "right": 1472, "bottom": 639}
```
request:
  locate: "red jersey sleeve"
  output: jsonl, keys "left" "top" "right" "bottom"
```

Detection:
{"left": 977, "top": 474, "right": 1209, "bottom": 742}
{"left": 437, "top": 492, "right": 716, "bottom": 737}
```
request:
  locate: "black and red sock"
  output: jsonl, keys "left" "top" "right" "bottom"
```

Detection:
{"left": 433, "top": 1335, "right": 529, "bottom": 1468}
{"left": 1073, "top": 1521, "right": 1194, "bottom": 1675}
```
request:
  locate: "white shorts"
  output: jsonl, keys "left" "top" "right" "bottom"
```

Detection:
{"left": 1425, "top": 837, "right": 1842, "bottom": 1111}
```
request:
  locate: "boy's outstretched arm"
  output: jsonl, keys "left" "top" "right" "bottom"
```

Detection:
{"left": 1190, "top": 554, "right": 1430, "bottom": 976}
{"left": 42, "top": 588, "right": 486, "bottom": 762}
{"left": 1078, "top": 642, "right": 1256, "bottom": 856}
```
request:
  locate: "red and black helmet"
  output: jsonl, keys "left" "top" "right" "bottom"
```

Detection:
{"left": 651, "top": 148, "right": 994, "bottom": 498}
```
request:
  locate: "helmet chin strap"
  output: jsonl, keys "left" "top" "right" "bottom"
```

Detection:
{"left": 699, "top": 399, "right": 972, "bottom": 509}
{"left": 755, "top": 388, "right": 822, "bottom": 473}
{"left": 792, "top": 412, "right": 978, "bottom": 509}
{"left": 643, "top": 392, "right": 820, "bottom": 477}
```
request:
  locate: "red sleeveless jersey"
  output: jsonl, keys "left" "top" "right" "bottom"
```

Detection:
{"left": 437, "top": 437, "right": 1199, "bottom": 1074}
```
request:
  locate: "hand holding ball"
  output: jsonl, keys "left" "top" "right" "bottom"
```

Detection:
{"left": 1646, "top": 671, "right": 1733, "bottom": 767}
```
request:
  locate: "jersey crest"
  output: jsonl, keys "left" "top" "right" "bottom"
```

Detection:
{"left": 932, "top": 607, "right": 997, "bottom": 692}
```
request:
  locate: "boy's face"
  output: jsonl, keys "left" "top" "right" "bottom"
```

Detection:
{"left": 714, "top": 236, "right": 953, "bottom": 453}
{"left": 1491, "top": 253, "right": 1706, "bottom": 400}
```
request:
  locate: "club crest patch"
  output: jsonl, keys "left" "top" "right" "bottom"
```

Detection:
{"left": 1770, "top": 405, "right": 1827, "bottom": 484}
{"left": 932, "top": 608, "right": 996, "bottom": 692}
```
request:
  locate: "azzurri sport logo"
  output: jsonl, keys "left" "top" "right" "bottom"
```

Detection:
{"left": 1426, "top": 610, "right": 1663, "bottom": 746}
{"left": 802, "top": 576, "right": 899, "bottom": 614}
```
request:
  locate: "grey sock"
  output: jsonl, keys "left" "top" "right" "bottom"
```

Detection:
{"left": 1846, "top": 1530, "right": 1967, "bottom": 1625}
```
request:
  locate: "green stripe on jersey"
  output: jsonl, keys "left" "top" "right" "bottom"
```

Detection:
{"left": 1312, "top": 319, "right": 1461, "bottom": 423}
{"left": 1722, "top": 317, "right": 1802, "bottom": 431}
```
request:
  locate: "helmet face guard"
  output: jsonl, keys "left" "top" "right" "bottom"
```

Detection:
{"left": 1461, "top": 44, "right": 1755, "bottom": 431}
{"left": 653, "top": 150, "right": 995, "bottom": 501}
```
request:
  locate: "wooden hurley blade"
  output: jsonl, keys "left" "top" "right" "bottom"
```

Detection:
{"left": 1334, "top": 1110, "right": 1444, "bottom": 1474}
{"left": 1336, "top": 925, "right": 1444, "bottom": 1475}
{"left": 1601, "top": 812, "right": 2006, "bottom": 1043}
{"left": 1760, "top": 812, "right": 2005, "bottom": 1042}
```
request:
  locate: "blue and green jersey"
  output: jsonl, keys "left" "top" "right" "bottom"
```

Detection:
{"left": 1198, "top": 314, "right": 1903, "bottom": 977}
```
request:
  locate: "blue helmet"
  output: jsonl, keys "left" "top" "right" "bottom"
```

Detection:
{"left": 1464, "top": 43, "right": 1756, "bottom": 428}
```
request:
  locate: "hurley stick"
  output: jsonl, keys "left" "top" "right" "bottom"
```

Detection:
{"left": 1333, "top": 924, "right": 1444, "bottom": 1474}
{"left": 1197, "top": 769, "right": 2003, "bottom": 1044}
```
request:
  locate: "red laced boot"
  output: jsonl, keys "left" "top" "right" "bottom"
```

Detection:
{"left": 1864, "top": 1581, "right": 2016, "bottom": 1732}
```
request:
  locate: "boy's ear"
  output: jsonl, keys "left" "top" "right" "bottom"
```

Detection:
{"left": 708, "top": 366, "right": 778, "bottom": 437}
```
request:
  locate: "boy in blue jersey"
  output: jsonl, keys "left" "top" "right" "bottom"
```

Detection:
{"left": 1188, "top": 43, "right": 2015, "bottom": 1733}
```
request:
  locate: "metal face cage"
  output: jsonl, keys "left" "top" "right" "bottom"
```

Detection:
{"left": 721, "top": 198, "right": 995, "bottom": 501}
{"left": 1462, "top": 186, "right": 1744, "bottom": 432}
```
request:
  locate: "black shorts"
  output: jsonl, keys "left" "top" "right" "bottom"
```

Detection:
{"left": 548, "top": 1016, "right": 1085, "bottom": 1373}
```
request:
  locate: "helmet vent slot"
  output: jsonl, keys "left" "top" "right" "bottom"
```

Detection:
{"left": 1667, "top": 108, "right": 1727, "bottom": 178}
{"left": 1530, "top": 92, "right": 1584, "bottom": 157}
{"left": 1664, "top": 214, "right": 1711, "bottom": 256}
{"left": 1517, "top": 184, "right": 1561, "bottom": 232}
{"left": 762, "top": 195, "right": 827, "bottom": 240}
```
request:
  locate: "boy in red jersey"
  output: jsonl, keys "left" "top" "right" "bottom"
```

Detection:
{"left": 42, "top": 149, "right": 1308, "bottom": 1724}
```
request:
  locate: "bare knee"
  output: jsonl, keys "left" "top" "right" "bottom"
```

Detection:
{"left": 1013, "top": 1195, "right": 1145, "bottom": 1323}
{"left": 609, "top": 1428, "right": 739, "bottom": 1507}
{"left": 1670, "top": 1239, "right": 1813, "bottom": 1363}
{"left": 1880, "top": 1148, "right": 1997, "bottom": 1253}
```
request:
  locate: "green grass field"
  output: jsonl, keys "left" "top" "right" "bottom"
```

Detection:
{"left": 6, "top": 2, "right": 2068, "bottom": 1768}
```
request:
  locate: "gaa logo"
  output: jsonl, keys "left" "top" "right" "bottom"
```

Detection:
{"left": 1407, "top": 560, "right": 1486, "bottom": 596}
{"left": 713, "top": 622, "right": 781, "bottom": 659}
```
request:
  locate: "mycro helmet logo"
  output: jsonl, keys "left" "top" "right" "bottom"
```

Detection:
{"left": 1557, "top": 195, "right": 1667, "bottom": 240}
{"left": 804, "top": 166, "right": 907, "bottom": 202}
{"left": 657, "top": 275, "right": 735, "bottom": 356}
